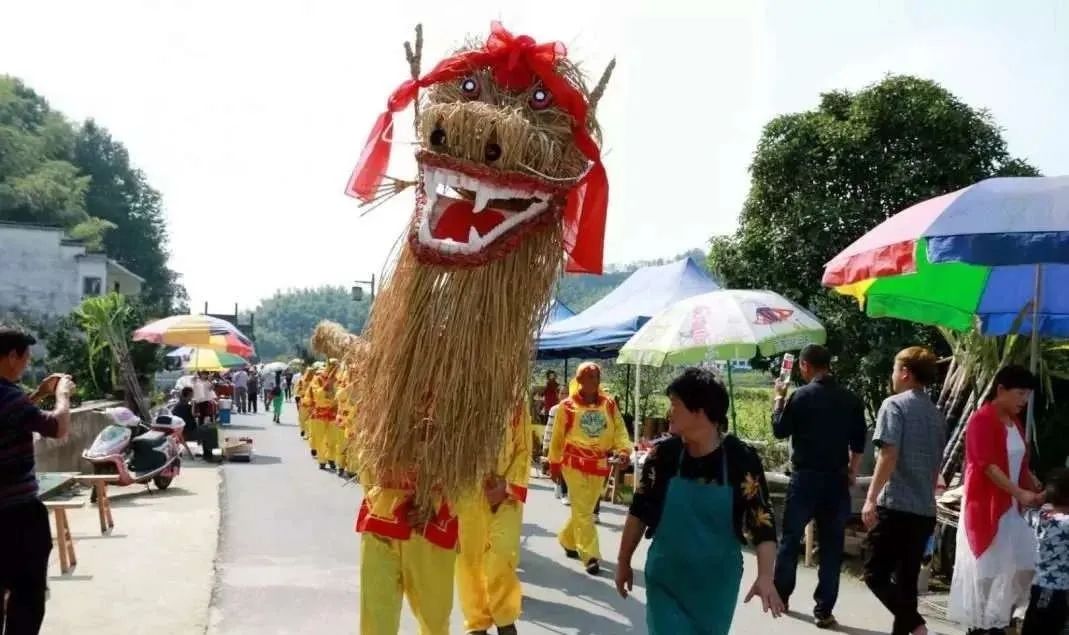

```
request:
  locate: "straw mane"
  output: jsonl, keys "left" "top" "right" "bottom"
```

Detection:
{"left": 353, "top": 224, "right": 560, "bottom": 514}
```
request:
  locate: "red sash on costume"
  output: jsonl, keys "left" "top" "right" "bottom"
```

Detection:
{"left": 355, "top": 498, "right": 458, "bottom": 550}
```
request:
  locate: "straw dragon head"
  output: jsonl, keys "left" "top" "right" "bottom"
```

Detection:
{"left": 347, "top": 22, "right": 613, "bottom": 274}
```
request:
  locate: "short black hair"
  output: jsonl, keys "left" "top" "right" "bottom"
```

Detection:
{"left": 1045, "top": 468, "right": 1069, "bottom": 507}
{"left": 0, "top": 327, "right": 36, "bottom": 357}
{"left": 180, "top": 387, "right": 194, "bottom": 399}
{"left": 988, "top": 364, "right": 1038, "bottom": 400}
{"left": 666, "top": 367, "right": 730, "bottom": 430}
{"left": 800, "top": 344, "right": 831, "bottom": 370}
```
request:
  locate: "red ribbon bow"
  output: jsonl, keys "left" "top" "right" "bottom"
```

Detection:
{"left": 345, "top": 21, "right": 609, "bottom": 274}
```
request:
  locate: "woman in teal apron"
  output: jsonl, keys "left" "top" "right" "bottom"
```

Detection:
{"left": 617, "top": 368, "right": 783, "bottom": 635}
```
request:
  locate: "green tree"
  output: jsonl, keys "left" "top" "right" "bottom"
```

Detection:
{"left": 709, "top": 75, "right": 1039, "bottom": 419}
{"left": 0, "top": 76, "right": 185, "bottom": 314}
{"left": 73, "top": 121, "right": 184, "bottom": 313}
{"left": 254, "top": 287, "right": 372, "bottom": 360}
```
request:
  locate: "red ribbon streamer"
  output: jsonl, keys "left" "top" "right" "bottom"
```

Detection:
{"left": 346, "top": 21, "right": 609, "bottom": 274}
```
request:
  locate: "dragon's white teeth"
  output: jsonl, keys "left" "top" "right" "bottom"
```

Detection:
{"left": 473, "top": 188, "right": 492, "bottom": 213}
{"left": 468, "top": 226, "right": 481, "bottom": 245}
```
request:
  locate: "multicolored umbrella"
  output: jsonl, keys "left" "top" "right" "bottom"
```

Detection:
{"left": 823, "top": 176, "right": 1069, "bottom": 337}
{"left": 166, "top": 347, "right": 249, "bottom": 371}
{"left": 133, "top": 315, "right": 255, "bottom": 358}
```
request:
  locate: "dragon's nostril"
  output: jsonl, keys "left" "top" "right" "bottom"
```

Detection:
{"left": 430, "top": 128, "right": 447, "bottom": 147}
{"left": 484, "top": 142, "right": 502, "bottom": 162}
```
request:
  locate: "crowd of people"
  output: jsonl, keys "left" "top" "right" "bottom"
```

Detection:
{"left": 4, "top": 319, "right": 1069, "bottom": 635}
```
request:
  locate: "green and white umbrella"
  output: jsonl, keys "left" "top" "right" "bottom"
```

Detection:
{"left": 618, "top": 289, "right": 826, "bottom": 366}
{"left": 618, "top": 289, "right": 826, "bottom": 424}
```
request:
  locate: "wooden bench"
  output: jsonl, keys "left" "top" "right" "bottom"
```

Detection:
{"left": 75, "top": 474, "right": 120, "bottom": 535}
{"left": 44, "top": 496, "right": 87, "bottom": 574}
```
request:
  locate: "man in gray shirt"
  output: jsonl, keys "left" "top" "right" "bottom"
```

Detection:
{"left": 862, "top": 346, "right": 946, "bottom": 635}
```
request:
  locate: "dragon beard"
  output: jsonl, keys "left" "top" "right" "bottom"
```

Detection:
{"left": 353, "top": 218, "right": 561, "bottom": 514}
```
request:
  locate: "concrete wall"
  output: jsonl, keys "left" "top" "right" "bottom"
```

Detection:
{"left": 0, "top": 224, "right": 85, "bottom": 317}
{"left": 34, "top": 400, "right": 122, "bottom": 473}
{"left": 107, "top": 261, "right": 143, "bottom": 296}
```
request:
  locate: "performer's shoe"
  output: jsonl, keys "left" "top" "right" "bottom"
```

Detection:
{"left": 337, "top": 470, "right": 348, "bottom": 479}
{"left": 318, "top": 463, "right": 328, "bottom": 470}
{"left": 328, "top": 461, "right": 337, "bottom": 471}
{"left": 563, "top": 548, "right": 579, "bottom": 560}
{"left": 585, "top": 559, "right": 600, "bottom": 575}
{"left": 497, "top": 625, "right": 518, "bottom": 635}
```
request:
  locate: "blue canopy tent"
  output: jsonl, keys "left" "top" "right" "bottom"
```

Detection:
{"left": 537, "top": 258, "right": 720, "bottom": 360}
{"left": 545, "top": 299, "right": 576, "bottom": 325}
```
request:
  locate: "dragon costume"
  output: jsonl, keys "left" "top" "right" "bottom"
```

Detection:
{"left": 345, "top": 22, "right": 613, "bottom": 634}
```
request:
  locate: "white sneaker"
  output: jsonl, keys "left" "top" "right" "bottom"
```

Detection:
{"left": 561, "top": 497, "right": 570, "bottom": 506}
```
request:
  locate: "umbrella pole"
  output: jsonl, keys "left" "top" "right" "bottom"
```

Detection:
{"left": 633, "top": 363, "right": 642, "bottom": 450}
{"left": 727, "top": 360, "right": 737, "bottom": 429}
{"left": 1027, "top": 265, "right": 1042, "bottom": 453}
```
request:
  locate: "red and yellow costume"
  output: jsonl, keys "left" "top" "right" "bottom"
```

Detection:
{"left": 456, "top": 403, "right": 532, "bottom": 633}
{"left": 356, "top": 472, "right": 457, "bottom": 635}
{"left": 548, "top": 366, "right": 630, "bottom": 564}
{"left": 327, "top": 362, "right": 350, "bottom": 472}
{"left": 309, "top": 361, "right": 338, "bottom": 468}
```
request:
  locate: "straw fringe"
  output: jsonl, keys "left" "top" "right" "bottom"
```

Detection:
{"left": 352, "top": 223, "right": 560, "bottom": 517}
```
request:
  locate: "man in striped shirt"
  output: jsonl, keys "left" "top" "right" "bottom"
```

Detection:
{"left": 0, "top": 327, "right": 74, "bottom": 634}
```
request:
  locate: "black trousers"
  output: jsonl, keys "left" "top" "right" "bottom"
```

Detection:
{"left": 247, "top": 390, "right": 258, "bottom": 413}
{"left": 863, "top": 506, "right": 935, "bottom": 635}
{"left": 1022, "top": 586, "right": 1069, "bottom": 635}
{"left": 0, "top": 500, "right": 52, "bottom": 635}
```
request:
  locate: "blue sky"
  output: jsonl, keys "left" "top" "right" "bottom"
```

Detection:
{"left": 2, "top": 0, "right": 1066, "bottom": 310}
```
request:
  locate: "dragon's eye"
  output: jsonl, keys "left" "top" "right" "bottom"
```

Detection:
{"left": 459, "top": 76, "right": 480, "bottom": 98}
{"left": 529, "top": 87, "right": 552, "bottom": 110}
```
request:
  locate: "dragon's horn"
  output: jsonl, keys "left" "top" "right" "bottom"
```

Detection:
{"left": 589, "top": 57, "right": 616, "bottom": 113}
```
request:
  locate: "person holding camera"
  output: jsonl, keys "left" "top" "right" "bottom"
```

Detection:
{"left": 0, "top": 327, "right": 76, "bottom": 634}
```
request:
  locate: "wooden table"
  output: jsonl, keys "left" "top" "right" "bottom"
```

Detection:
{"left": 43, "top": 493, "right": 88, "bottom": 574}
{"left": 75, "top": 474, "right": 120, "bottom": 534}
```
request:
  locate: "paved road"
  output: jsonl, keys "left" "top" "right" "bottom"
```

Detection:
{"left": 208, "top": 403, "right": 964, "bottom": 634}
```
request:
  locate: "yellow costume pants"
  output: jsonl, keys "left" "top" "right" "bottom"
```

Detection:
{"left": 559, "top": 467, "right": 604, "bottom": 562}
{"left": 457, "top": 497, "right": 523, "bottom": 631}
{"left": 360, "top": 533, "right": 455, "bottom": 635}
{"left": 309, "top": 417, "right": 329, "bottom": 465}
{"left": 326, "top": 425, "right": 346, "bottom": 467}
{"left": 298, "top": 406, "right": 309, "bottom": 437}
{"left": 342, "top": 439, "right": 360, "bottom": 476}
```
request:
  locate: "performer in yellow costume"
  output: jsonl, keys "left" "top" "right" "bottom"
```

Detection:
{"left": 330, "top": 362, "right": 353, "bottom": 478}
{"left": 549, "top": 362, "right": 631, "bottom": 575}
{"left": 357, "top": 472, "right": 457, "bottom": 635}
{"left": 456, "top": 402, "right": 532, "bottom": 635}
{"left": 294, "top": 367, "right": 310, "bottom": 440}
{"left": 301, "top": 363, "right": 322, "bottom": 458}
{"left": 309, "top": 359, "right": 340, "bottom": 471}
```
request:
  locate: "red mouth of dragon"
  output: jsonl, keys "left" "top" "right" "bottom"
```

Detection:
{"left": 410, "top": 152, "right": 570, "bottom": 265}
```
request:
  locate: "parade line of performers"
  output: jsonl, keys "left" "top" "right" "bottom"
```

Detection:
{"left": 291, "top": 360, "right": 782, "bottom": 635}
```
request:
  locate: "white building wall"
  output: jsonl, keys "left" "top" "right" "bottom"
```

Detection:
{"left": 0, "top": 224, "right": 85, "bottom": 318}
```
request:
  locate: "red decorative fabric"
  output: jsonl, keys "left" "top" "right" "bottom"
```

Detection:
{"left": 355, "top": 498, "right": 459, "bottom": 550}
{"left": 346, "top": 21, "right": 609, "bottom": 274}
{"left": 962, "top": 402, "right": 1031, "bottom": 557}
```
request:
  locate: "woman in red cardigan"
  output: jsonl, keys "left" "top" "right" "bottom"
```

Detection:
{"left": 949, "top": 365, "right": 1043, "bottom": 634}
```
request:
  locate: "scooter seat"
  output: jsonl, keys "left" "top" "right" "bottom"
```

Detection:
{"left": 131, "top": 430, "right": 166, "bottom": 448}
{"left": 130, "top": 430, "right": 170, "bottom": 473}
